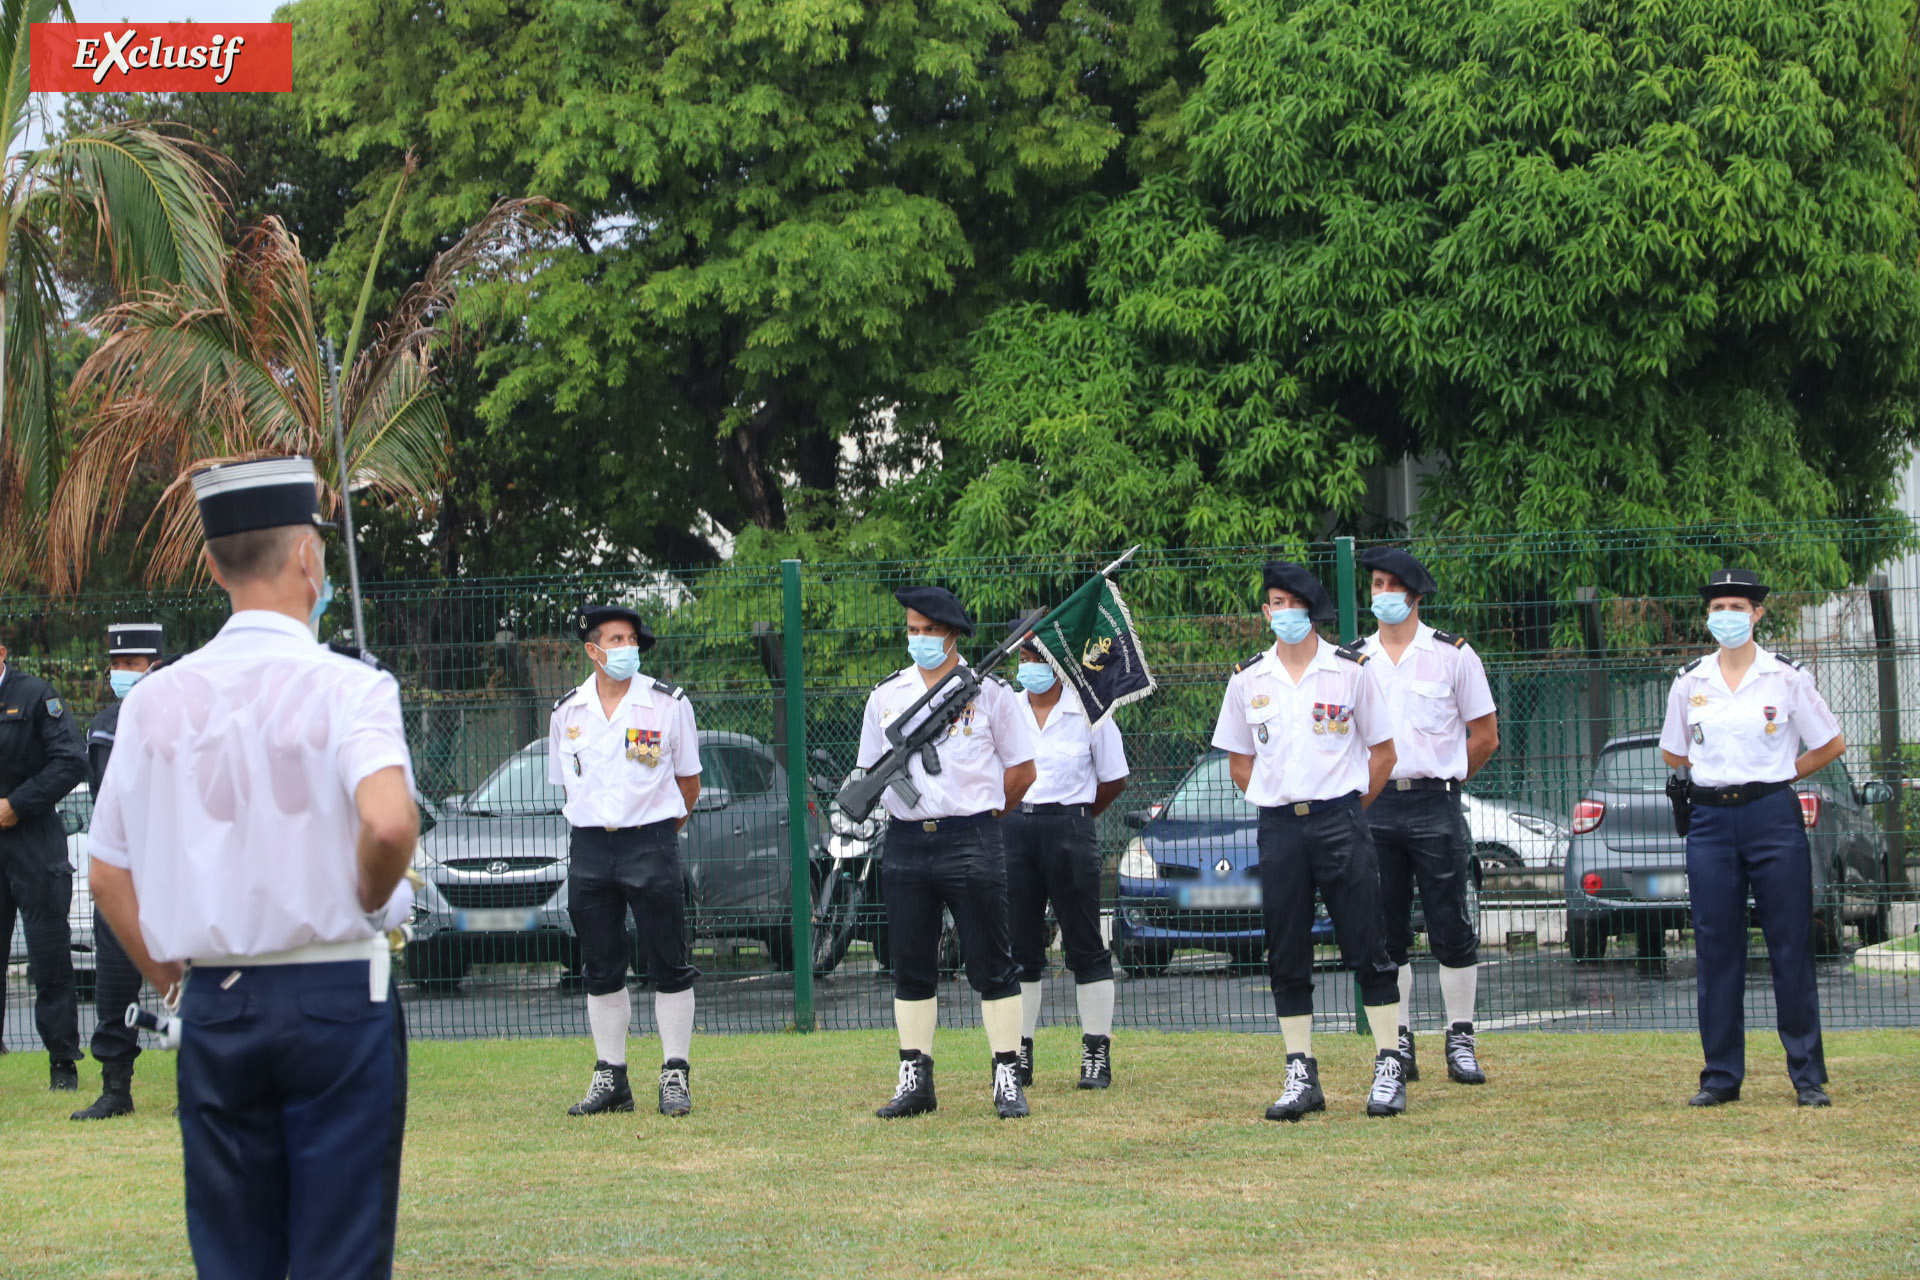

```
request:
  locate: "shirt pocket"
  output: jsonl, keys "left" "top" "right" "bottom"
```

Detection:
{"left": 943, "top": 701, "right": 998, "bottom": 763}
{"left": 1406, "top": 681, "right": 1454, "bottom": 734}
{"left": 1244, "top": 700, "right": 1285, "bottom": 751}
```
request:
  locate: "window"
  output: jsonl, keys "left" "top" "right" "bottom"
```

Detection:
{"left": 712, "top": 746, "right": 776, "bottom": 795}
{"left": 1594, "top": 744, "right": 1668, "bottom": 793}
{"left": 466, "top": 746, "right": 568, "bottom": 815}
{"left": 1163, "top": 753, "right": 1257, "bottom": 821}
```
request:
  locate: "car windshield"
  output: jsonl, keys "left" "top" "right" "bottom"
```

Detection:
{"left": 465, "top": 748, "right": 567, "bottom": 816}
{"left": 1163, "top": 753, "right": 1258, "bottom": 821}
{"left": 1593, "top": 743, "right": 1668, "bottom": 793}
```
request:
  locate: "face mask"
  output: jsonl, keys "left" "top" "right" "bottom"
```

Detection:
{"left": 1018, "top": 661, "right": 1056, "bottom": 694}
{"left": 300, "top": 541, "right": 333, "bottom": 637}
{"left": 110, "top": 670, "right": 143, "bottom": 699}
{"left": 907, "top": 634, "right": 950, "bottom": 670}
{"left": 1707, "top": 611, "right": 1753, "bottom": 649}
{"left": 598, "top": 645, "right": 641, "bottom": 682}
{"left": 1370, "top": 592, "right": 1411, "bottom": 625}
{"left": 1269, "top": 608, "right": 1314, "bottom": 645}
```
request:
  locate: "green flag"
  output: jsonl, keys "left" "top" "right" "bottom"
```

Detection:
{"left": 1029, "top": 573, "right": 1156, "bottom": 726}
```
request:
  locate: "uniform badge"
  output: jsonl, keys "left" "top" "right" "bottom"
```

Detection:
{"left": 1251, "top": 694, "right": 1270, "bottom": 709}
{"left": 1333, "top": 705, "right": 1352, "bottom": 735}
{"left": 1689, "top": 693, "right": 1708, "bottom": 707}
{"left": 566, "top": 725, "right": 583, "bottom": 741}
{"left": 44, "top": 698, "right": 63, "bottom": 719}
{"left": 1311, "top": 703, "right": 1326, "bottom": 734}
{"left": 1692, "top": 723, "right": 1704, "bottom": 746}
{"left": 1256, "top": 723, "right": 1269, "bottom": 745}
{"left": 627, "top": 728, "right": 662, "bottom": 766}
{"left": 1764, "top": 706, "right": 1778, "bottom": 735}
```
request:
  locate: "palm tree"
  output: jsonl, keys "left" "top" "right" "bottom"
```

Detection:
{"left": 0, "top": 0, "right": 227, "bottom": 583}
{"left": 44, "top": 171, "right": 564, "bottom": 588}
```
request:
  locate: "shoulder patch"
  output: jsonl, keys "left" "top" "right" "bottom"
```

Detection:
{"left": 650, "top": 676, "right": 687, "bottom": 701}
{"left": 1230, "top": 650, "right": 1267, "bottom": 677}
{"left": 1432, "top": 629, "right": 1467, "bottom": 649}
{"left": 1334, "top": 644, "right": 1368, "bottom": 666}
{"left": 1774, "top": 654, "right": 1807, "bottom": 671}
{"left": 327, "top": 641, "right": 393, "bottom": 676}
{"left": 1678, "top": 655, "right": 1706, "bottom": 676}
{"left": 45, "top": 697, "right": 65, "bottom": 718}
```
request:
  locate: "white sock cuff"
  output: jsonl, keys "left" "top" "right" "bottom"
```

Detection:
{"left": 655, "top": 988, "right": 695, "bottom": 1064}
{"left": 1365, "top": 1003, "right": 1401, "bottom": 1055}
{"left": 1396, "top": 964, "right": 1413, "bottom": 1022}
{"left": 1020, "top": 981, "right": 1043, "bottom": 1039}
{"left": 1279, "top": 1014, "right": 1313, "bottom": 1059}
{"left": 895, "top": 998, "right": 938, "bottom": 1056}
{"left": 1075, "top": 978, "right": 1116, "bottom": 1039}
{"left": 1438, "top": 962, "right": 1479, "bottom": 1027}
{"left": 980, "top": 995, "right": 1024, "bottom": 1056}
{"left": 585, "top": 990, "right": 631, "bottom": 1066}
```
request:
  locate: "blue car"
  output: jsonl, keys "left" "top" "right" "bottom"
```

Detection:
{"left": 1115, "top": 750, "right": 1334, "bottom": 975}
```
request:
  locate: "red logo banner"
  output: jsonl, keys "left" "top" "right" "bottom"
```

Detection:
{"left": 30, "top": 24, "right": 291, "bottom": 93}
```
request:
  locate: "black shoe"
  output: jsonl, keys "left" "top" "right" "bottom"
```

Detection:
{"left": 658, "top": 1060, "right": 692, "bottom": 1117}
{"left": 1445, "top": 1021, "right": 1487, "bottom": 1085}
{"left": 991, "top": 1053, "right": 1029, "bottom": 1119}
{"left": 567, "top": 1061, "right": 634, "bottom": 1115}
{"left": 1016, "top": 1037, "right": 1034, "bottom": 1088}
{"left": 876, "top": 1052, "right": 937, "bottom": 1119}
{"left": 1366, "top": 1049, "right": 1408, "bottom": 1117}
{"left": 1796, "top": 1086, "right": 1831, "bottom": 1108}
{"left": 49, "top": 1060, "right": 79, "bottom": 1092}
{"left": 1264, "top": 1054, "right": 1325, "bottom": 1122}
{"left": 1688, "top": 1086, "right": 1739, "bottom": 1108}
{"left": 1397, "top": 1026, "right": 1420, "bottom": 1082}
{"left": 71, "top": 1062, "right": 135, "bottom": 1120}
{"left": 1077, "top": 1034, "right": 1112, "bottom": 1090}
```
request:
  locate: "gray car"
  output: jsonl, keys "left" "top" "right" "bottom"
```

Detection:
{"left": 1564, "top": 732, "right": 1894, "bottom": 960}
{"left": 405, "top": 731, "right": 821, "bottom": 989}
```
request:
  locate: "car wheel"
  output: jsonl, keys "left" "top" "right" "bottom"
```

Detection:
{"left": 1632, "top": 915, "right": 1666, "bottom": 960}
{"left": 1811, "top": 907, "right": 1845, "bottom": 957}
{"left": 1122, "top": 942, "right": 1171, "bottom": 978}
{"left": 1477, "top": 843, "right": 1525, "bottom": 873}
{"left": 1568, "top": 914, "right": 1608, "bottom": 961}
{"left": 405, "top": 937, "right": 468, "bottom": 993}
{"left": 1857, "top": 902, "right": 1891, "bottom": 948}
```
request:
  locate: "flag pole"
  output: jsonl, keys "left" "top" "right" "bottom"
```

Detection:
{"left": 322, "top": 335, "right": 367, "bottom": 649}
{"left": 1098, "top": 544, "right": 1141, "bottom": 578}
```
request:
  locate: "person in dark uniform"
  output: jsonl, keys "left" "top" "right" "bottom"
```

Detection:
{"left": 859, "top": 587, "right": 1037, "bottom": 1120}
{"left": 1211, "top": 562, "right": 1407, "bottom": 1120}
{"left": 550, "top": 604, "right": 703, "bottom": 1118}
{"left": 0, "top": 629, "right": 88, "bottom": 1089}
{"left": 1659, "top": 567, "right": 1844, "bottom": 1108}
{"left": 71, "top": 623, "right": 165, "bottom": 1121}
{"left": 1005, "top": 621, "right": 1129, "bottom": 1090}
{"left": 1357, "top": 547, "right": 1500, "bottom": 1086}
{"left": 87, "top": 456, "right": 421, "bottom": 1277}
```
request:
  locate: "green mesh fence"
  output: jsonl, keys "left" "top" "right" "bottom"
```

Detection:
{"left": 6, "top": 521, "right": 1918, "bottom": 1049}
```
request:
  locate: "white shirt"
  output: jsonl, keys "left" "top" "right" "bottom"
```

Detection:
{"left": 88, "top": 611, "right": 415, "bottom": 962}
{"left": 1658, "top": 646, "right": 1841, "bottom": 788}
{"left": 856, "top": 661, "right": 1036, "bottom": 821}
{"left": 1210, "top": 638, "right": 1391, "bottom": 807}
{"left": 1020, "top": 688, "right": 1128, "bottom": 806}
{"left": 549, "top": 675, "right": 702, "bottom": 829}
{"left": 1360, "top": 623, "right": 1498, "bottom": 781}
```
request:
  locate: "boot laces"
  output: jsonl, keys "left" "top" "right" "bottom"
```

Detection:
{"left": 1080, "top": 1039, "right": 1109, "bottom": 1079}
{"left": 1447, "top": 1029, "right": 1479, "bottom": 1073}
{"left": 1398, "top": 1027, "right": 1416, "bottom": 1058}
{"left": 993, "top": 1060, "right": 1021, "bottom": 1102}
{"left": 1370, "top": 1054, "right": 1404, "bottom": 1105}
{"left": 659, "top": 1066, "right": 690, "bottom": 1109}
{"left": 1276, "top": 1057, "right": 1311, "bottom": 1106}
{"left": 890, "top": 1057, "right": 921, "bottom": 1102}
{"left": 584, "top": 1066, "right": 616, "bottom": 1101}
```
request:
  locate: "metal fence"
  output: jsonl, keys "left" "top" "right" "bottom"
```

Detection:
{"left": 7, "top": 521, "right": 1919, "bottom": 1050}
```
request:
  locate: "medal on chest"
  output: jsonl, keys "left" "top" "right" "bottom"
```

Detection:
{"left": 949, "top": 700, "right": 976, "bottom": 737}
{"left": 626, "top": 728, "right": 662, "bottom": 766}
{"left": 1763, "top": 706, "right": 1778, "bottom": 735}
{"left": 1312, "top": 703, "right": 1326, "bottom": 735}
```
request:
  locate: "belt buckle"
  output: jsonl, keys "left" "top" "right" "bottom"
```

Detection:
{"left": 1394, "top": 778, "right": 1411, "bottom": 791}
{"left": 604, "top": 825, "right": 618, "bottom": 832}
{"left": 922, "top": 820, "right": 938, "bottom": 833}
{"left": 1292, "top": 802, "right": 1311, "bottom": 816}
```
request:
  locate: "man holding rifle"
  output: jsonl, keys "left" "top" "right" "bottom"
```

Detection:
{"left": 857, "top": 586, "right": 1037, "bottom": 1120}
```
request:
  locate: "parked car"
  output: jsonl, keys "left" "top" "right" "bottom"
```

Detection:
{"left": 7, "top": 783, "right": 98, "bottom": 998}
{"left": 1564, "top": 732, "right": 1893, "bottom": 960}
{"left": 1461, "top": 793, "right": 1567, "bottom": 871}
{"left": 405, "top": 731, "right": 823, "bottom": 989}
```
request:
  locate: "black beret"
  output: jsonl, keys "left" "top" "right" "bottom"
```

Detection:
{"left": 190, "top": 457, "right": 336, "bottom": 539}
{"left": 1700, "top": 567, "right": 1769, "bottom": 603}
{"left": 1261, "top": 561, "right": 1336, "bottom": 622}
{"left": 1357, "top": 546, "right": 1437, "bottom": 598}
{"left": 106, "top": 623, "right": 164, "bottom": 657}
{"left": 575, "top": 604, "right": 656, "bottom": 651}
{"left": 894, "top": 586, "right": 973, "bottom": 636}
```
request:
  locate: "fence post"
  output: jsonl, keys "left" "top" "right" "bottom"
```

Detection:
{"left": 782, "top": 559, "right": 815, "bottom": 1032}
{"left": 1576, "top": 587, "right": 1609, "bottom": 763}
{"left": 1335, "top": 536, "right": 1369, "bottom": 1036}
{"left": 1868, "top": 574, "right": 1905, "bottom": 888}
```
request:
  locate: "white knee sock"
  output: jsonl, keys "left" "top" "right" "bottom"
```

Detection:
{"left": 1366, "top": 1003, "right": 1401, "bottom": 1054}
{"left": 1076, "top": 979, "right": 1116, "bottom": 1038}
{"left": 1279, "top": 1015, "right": 1313, "bottom": 1058}
{"left": 895, "top": 998, "right": 937, "bottom": 1056}
{"left": 981, "top": 995, "right": 1023, "bottom": 1056}
{"left": 586, "top": 990, "right": 631, "bottom": 1066}
{"left": 655, "top": 988, "right": 695, "bottom": 1064}
{"left": 1020, "top": 981, "right": 1043, "bottom": 1039}
{"left": 1397, "top": 964, "right": 1414, "bottom": 1024}
{"left": 1438, "top": 963, "right": 1478, "bottom": 1027}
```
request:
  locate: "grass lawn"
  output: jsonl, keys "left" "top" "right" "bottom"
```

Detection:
{"left": 3, "top": 1029, "right": 1917, "bottom": 1279}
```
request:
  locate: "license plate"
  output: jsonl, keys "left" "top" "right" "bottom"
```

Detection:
{"left": 1642, "top": 873, "right": 1689, "bottom": 899}
{"left": 457, "top": 908, "right": 537, "bottom": 932}
{"left": 1178, "top": 885, "right": 1262, "bottom": 909}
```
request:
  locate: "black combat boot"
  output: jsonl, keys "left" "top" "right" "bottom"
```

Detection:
{"left": 49, "top": 1059, "right": 79, "bottom": 1092}
{"left": 1397, "top": 1026, "right": 1420, "bottom": 1082}
{"left": 876, "top": 1051, "right": 937, "bottom": 1119}
{"left": 1077, "top": 1034, "right": 1111, "bottom": 1090}
{"left": 991, "top": 1052, "right": 1029, "bottom": 1119}
{"left": 658, "top": 1060, "right": 692, "bottom": 1117}
{"left": 1688, "top": 1085, "right": 1739, "bottom": 1107}
{"left": 1445, "top": 1021, "right": 1487, "bottom": 1085}
{"left": 1264, "top": 1053, "right": 1325, "bottom": 1122}
{"left": 71, "top": 1061, "right": 135, "bottom": 1120}
{"left": 567, "top": 1060, "right": 634, "bottom": 1115}
{"left": 1016, "top": 1037, "right": 1034, "bottom": 1087}
{"left": 1366, "top": 1048, "right": 1408, "bottom": 1118}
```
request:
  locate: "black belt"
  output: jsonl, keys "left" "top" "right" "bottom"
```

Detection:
{"left": 891, "top": 811, "right": 997, "bottom": 835}
{"left": 1690, "top": 780, "right": 1792, "bottom": 808}
{"left": 1385, "top": 778, "right": 1461, "bottom": 793}
{"left": 1266, "top": 791, "right": 1361, "bottom": 818}
{"left": 573, "top": 819, "right": 677, "bottom": 836}
{"left": 1017, "top": 802, "right": 1090, "bottom": 816}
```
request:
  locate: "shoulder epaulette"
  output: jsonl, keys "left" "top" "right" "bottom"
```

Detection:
{"left": 1775, "top": 654, "right": 1807, "bottom": 671}
{"left": 327, "top": 641, "right": 393, "bottom": 676}
{"left": 1678, "top": 655, "right": 1706, "bottom": 676}
{"left": 1432, "top": 629, "right": 1468, "bottom": 649}
{"left": 1335, "top": 643, "right": 1368, "bottom": 665}
{"left": 650, "top": 676, "right": 688, "bottom": 701}
{"left": 1230, "top": 650, "right": 1267, "bottom": 676}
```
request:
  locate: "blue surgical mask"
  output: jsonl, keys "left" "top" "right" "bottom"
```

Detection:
{"left": 1269, "top": 608, "right": 1314, "bottom": 645}
{"left": 907, "top": 634, "right": 950, "bottom": 670}
{"left": 1370, "top": 592, "right": 1411, "bottom": 626}
{"left": 1018, "top": 661, "right": 1056, "bottom": 694}
{"left": 308, "top": 575, "right": 334, "bottom": 636}
{"left": 1707, "top": 611, "right": 1753, "bottom": 649}
{"left": 599, "top": 645, "right": 641, "bottom": 681}
{"left": 109, "top": 670, "right": 143, "bottom": 699}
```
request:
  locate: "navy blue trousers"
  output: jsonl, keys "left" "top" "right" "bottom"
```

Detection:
{"left": 1368, "top": 788, "right": 1478, "bottom": 969}
{"left": 177, "top": 960, "right": 407, "bottom": 1280}
{"left": 1004, "top": 809, "right": 1113, "bottom": 984}
{"left": 1257, "top": 797, "right": 1400, "bottom": 1018}
{"left": 1686, "top": 787, "right": 1826, "bottom": 1094}
{"left": 567, "top": 821, "right": 699, "bottom": 996}
{"left": 89, "top": 907, "right": 144, "bottom": 1064}
{"left": 882, "top": 819, "right": 1020, "bottom": 1002}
